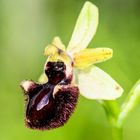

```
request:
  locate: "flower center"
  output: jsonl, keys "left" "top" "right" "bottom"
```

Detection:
{"left": 45, "top": 61, "right": 66, "bottom": 85}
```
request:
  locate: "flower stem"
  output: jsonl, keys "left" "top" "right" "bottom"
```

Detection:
{"left": 108, "top": 115, "right": 123, "bottom": 140}
{"left": 111, "top": 123, "right": 123, "bottom": 140}
{"left": 99, "top": 100, "right": 123, "bottom": 140}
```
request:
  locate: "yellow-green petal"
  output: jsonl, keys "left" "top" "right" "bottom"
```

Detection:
{"left": 67, "top": 1, "right": 99, "bottom": 55}
{"left": 44, "top": 37, "right": 71, "bottom": 64}
{"left": 52, "top": 36, "right": 65, "bottom": 51}
{"left": 73, "top": 48, "right": 113, "bottom": 69}
{"left": 44, "top": 37, "right": 65, "bottom": 57}
{"left": 78, "top": 66, "right": 123, "bottom": 100}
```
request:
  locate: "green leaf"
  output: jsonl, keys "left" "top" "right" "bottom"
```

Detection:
{"left": 67, "top": 1, "right": 99, "bottom": 55}
{"left": 77, "top": 65, "right": 123, "bottom": 100}
{"left": 117, "top": 79, "right": 140, "bottom": 127}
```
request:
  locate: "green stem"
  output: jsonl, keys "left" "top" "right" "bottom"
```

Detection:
{"left": 111, "top": 123, "right": 123, "bottom": 140}
{"left": 108, "top": 114, "right": 123, "bottom": 140}
{"left": 98, "top": 100, "right": 120, "bottom": 119}
{"left": 99, "top": 100, "right": 123, "bottom": 140}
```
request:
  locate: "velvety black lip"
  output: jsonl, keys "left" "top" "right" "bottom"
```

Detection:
{"left": 21, "top": 61, "right": 79, "bottom": 130}
{"left": 26, "top": 85, "right": 79, "bottom": 130}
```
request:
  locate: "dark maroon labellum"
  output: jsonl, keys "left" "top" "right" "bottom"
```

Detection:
{"left": 20, "top": 61, "right": 79, "bottom": 130}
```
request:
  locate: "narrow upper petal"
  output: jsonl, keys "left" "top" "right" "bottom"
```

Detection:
{"left": 67, "top": 1, "right": 99, "bottom": 55}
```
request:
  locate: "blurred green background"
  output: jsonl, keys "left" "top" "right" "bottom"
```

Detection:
{"left": 0, "top": 0, "right": 140, "bottom": 140}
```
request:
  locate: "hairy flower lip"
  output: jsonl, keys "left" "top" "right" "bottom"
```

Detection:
{"left": 23, "top": 81, "right": 79, "bottom": 130}
{"left": 20, "top": 61, "right": 79, "bottom": 130}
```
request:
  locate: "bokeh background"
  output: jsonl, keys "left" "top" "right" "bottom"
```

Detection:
{"left": 0, "top": 0, "right": 140, "bottom": 140}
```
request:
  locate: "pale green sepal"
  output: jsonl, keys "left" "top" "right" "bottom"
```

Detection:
{"left": 78, "top": 65, "right": 123, "bottom": 100}
{"left": 67, "top": 1, "right": 99, "bottom": 55}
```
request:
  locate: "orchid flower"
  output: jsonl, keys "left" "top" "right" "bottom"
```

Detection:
{"left": 42, "top": 1, "right": 123, "bottom": 100}
{"left": 20, "top": 1, "right": 123, "bottom": 130}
